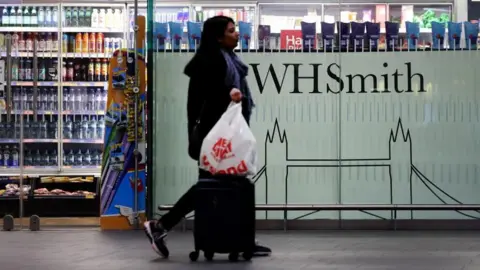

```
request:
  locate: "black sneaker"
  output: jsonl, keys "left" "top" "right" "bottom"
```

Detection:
{"left": 144, "top": 221, "right": 169, "bottom": 258}
{"left": 253, "top": 240, "right": 271, "bottom": 257}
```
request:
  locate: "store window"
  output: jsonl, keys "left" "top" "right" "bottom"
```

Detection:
{"left": 323, "top": 4, "right": 387, "bottom": 25}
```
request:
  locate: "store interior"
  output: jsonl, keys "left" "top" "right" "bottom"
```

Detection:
{"left": 0, "top": 0, "right": 475, "bottom": 227}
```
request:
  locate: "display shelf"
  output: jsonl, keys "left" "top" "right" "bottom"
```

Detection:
{"left": 23, "top": 139, "right": 58, "bottom": 143}
{"left": 11, "top": 81, "right": 58, "bottom": 86}
{"left": 1, "top": 52, "right": 59, "bottom": 57}
{"left": 63, "top": 53, "right": 113, "bottom": 58}
{"left": 0, "top": 27, "right": 57, "bottom": 32}
{"left": 62, "top": 82, "right": 107, "bottom": 87}
{"left": 63, "top": 139, "right": 103, "bottom": 144}
{"left": 62, "top": 27, "right": 123, "bottom": 33}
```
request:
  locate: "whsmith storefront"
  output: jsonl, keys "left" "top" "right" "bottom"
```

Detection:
{"left": 144, "top": 0, "right": 480, "bottom": 230}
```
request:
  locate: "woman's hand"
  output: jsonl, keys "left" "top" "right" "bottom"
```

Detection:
{"left": 230, "top": 88, "right": 242, "bottom": 103}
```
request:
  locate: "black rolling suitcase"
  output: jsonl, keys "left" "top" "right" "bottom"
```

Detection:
{"left": 189, "top": 175, "right": 255, "bottom": 262}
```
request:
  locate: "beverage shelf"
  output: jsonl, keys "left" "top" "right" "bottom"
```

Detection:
{"left": 0, "top": 27, "right": 58, "bottom": 32}
{"left": 63, "top": 139, "right": 103, "bottom": 144}
{"left": 62, "top": 27, "right": 123, "bottom": 33}
{"left": 62, "top": 81, "right": 107, "bottom": 87}
{"left": 63, "top": 53, "right": 113, "bottom": 58}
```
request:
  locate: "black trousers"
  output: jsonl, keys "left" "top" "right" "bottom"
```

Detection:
{"left": 159, "top": 169, "right": 211, "bottom": 231}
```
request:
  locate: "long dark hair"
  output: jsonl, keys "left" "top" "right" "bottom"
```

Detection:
{"left": 198, "top": 15, "right": 234, "bottom": 53}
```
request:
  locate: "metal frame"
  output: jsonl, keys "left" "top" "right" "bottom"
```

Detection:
{"left": 158, "top": 204, "right": 480, "bottom": 231}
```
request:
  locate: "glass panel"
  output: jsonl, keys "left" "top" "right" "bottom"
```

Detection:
{"left": 146, "top": 6, "right": 190, "bottom": 50}
{"left": 389, "top": 4, "right": 453, "bottom": 49}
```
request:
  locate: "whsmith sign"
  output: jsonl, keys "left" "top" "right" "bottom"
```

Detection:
{"left": 153, "top": 51, "right": 480, "bottom": 221}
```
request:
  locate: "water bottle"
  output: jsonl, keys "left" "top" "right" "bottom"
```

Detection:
{"left": 11, "top": 145, "right": 19, "bottom": 167}
{"left": 45, "top": 7, "right": 52, "bottom": 27}
{"left": 13, "top": 88, "right": 20, "bottom": 110}
{"left": 88, "top": 116, "right": 97, "bottom": 139}
{"left": 83, "top": 149, "right": 91, "bottom": 166}
{"left": 5, "top": 120, "right": 13, "bottom": 139}
{"left": 23, "top": 117, "right": 31, "bottom": 138}
{"left": 0, "top": 118, "right": 5, "bottom": 139}
{"left": 52, "top": 7, "right": 58, "bottom": 27}
{"left": 40, "top": 117, "right": 48, "bottom": 139}
{"left": 49, "top": 88, "right": 57, "bottom": 110}
{"left": 21, "top": 88, "right": 27, "bottom": 110}
{"left": 26, "top": 88, "right": 33, "bottom": 110}
{"left": 30, "top": 120, "right": 39, "bottom": 139}
{"left": 63, "top": 88, "right": 70, "bottom": 111}
{"left": 3, "top": 145, "right": 10, "bottom": 167}
{"left": 94, "top": 88, "right": 102, "bottom": 111}
{"left": 82, "top": 116, "right": 89, "bottom": 140}
{"left": 41, "top": 88, "right": 49, "bottom": 110}
{"left": 74, "top": 149, "right": 83, "bottom": 166}
{"left": 64, "top": 116, "right": 72, "bottom": 139}
{"left": 14, "top": 117, "right": 21, "bottom": 139}
{"left": 23, "top": 150, "right": 31, "bottom": 166}
{"left": 75, "top": 88, "right": 82, "bottom": 111}
{"left": 48, "top": 119, "right": 57, "bottom": 139}
{"left": 101, "top": 89, "right": 107, "bottom": 111}
{"left": 42, "top": 150, "right": 49, "bottom": 166}
{"left": 38, "top": 7, "right": 45, "bottom": 27}
{"left": 73, "top": 118, "right": 82, "bottom": 139}
{"left": 87, "top": 88, "right": 95, "bottom": 111}
{"left": 97, "top": 116, "right": 104, "bottom": 139}
{"left": 49, "top": 150, "right": 57, "bottom": 166}
{"left": 33, "top": 149, "right": 41, "bottom": 166}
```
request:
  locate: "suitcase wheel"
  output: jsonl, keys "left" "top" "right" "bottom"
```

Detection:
{"left": 189, "top": 251, "right": 199, "bottom": 262}
{"left": 204, "top": 251, "right": 214, "bottom": 261}
{"left": 228, "top": 252, "right": 239, "bottom": 262}
{"left": 242, "top": 251, "right": 253, "bottom": 261}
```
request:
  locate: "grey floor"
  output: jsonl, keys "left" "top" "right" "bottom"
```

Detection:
{"left": 0, "top": 230, "right": 479, "bottom": 270}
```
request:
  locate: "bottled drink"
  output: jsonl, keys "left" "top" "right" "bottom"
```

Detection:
{"left": 88, "top": 116, "right": 97, "bottom": 139}
{"left": 63, "top": 88, "right": 70, "bottom": 110}
{"left": 40, "top": 117, "right": 48, "bottom": 138}
{"left": 86, "top": 88, "right": 95, "bottom": 111}
{"left": 78, "top": 7, "right": 85, "bottom": 27}
{"left": 46, "top": 33, "right": 54, "bottom": 52}
{"left": 14, "top": 117, "right": 21, "bottom": 139}
{"left": 33, "top": 149, "right": 41, "bottom": 166}
{"left": 73, "top": 61, "right": 80, "bottom": 81}
{"left": 49, "top": 88, "right": 57, "bottom": 110}
{"left": 81, "top": 116, "right": 89, "bottom": 139}
{"left": 16, "top": 7, "right": 22, "bottom": 27}
{"left": 4, "top": 120, "right": 12, "bottom": 139}
{"left": 11, "top": 145, "right": 19, "bottom": 167}
{"left": 66, "top": 150, "right": 74, "bottom": 166}
{"left": 48, "top": 59, "right": 58, "bottom": 81}
{"left": 11, "top": 58, "right": 18, "bottom": 81}
{"left": 91, "top": 9, "right": 98, "bottom": 28}
{"left": 101, "top": 58, "right": 108, "bottom": 81}
{"left": 0, "top": 118, "right": 5, "bottom": 138}
{"left": 94, "top": 59, "right": 101, "bottom": 81}
{"left": 64, "top": 116, "right": 72, "bottom": 139}
{"left": 96, "top": 33, "right": 104, "bottom": 53}
{"left": 23, "top": 117, "right": 31, "bottom": 138}
{"left": 18, "top": 59, "right": 25, "bottom": 81}
{"left": 72, "top": 7, "right": 78, "bottom": 27}
{"left": 38, "top": 58, "right": 46, "bottom": 81}
{"left": 98, "top": 9, "right": 105, "bottom": 28}
{"left": 85, "top": 8, "right": 92, "bottom": 27}
{"left": 23, "top": 7, "right": 30, "bottom": 26}
{"left": 3, "top": 145, "right": 10, "bottom": 167}
{"left": 82, "top": 33, "right": 89, "bottom": 53}
{"left": 48, "top": 118, "right": 57, "bottom": 139}
{"left": 30, "top": 120, "right": 39, "bottom": 139}
{"left": 74, "top": 88, "right": 82, "bottom": 110}
{"left": 25, "top": 32, "right": 33, "bottom": 52}
{"left": 73, "top": 117, "right": 82, "bottom": 139}
{"left": 75, "top": 33, "right": 82, "bottom": 52}
{"left": 65, "top": 8, "right": 71, "bottom": 27}
{"left": 10, "top": 7, "right": 16, "bottom": 26}
{"left": 88, "top": 59, "right": 94, "bottom": 81}
{"left": 94, "top": 88, "right": 101, "bottom": 110}
{"left": 31, "top": 7, "right": 38, "bottom": 27}
{"left": 89, "top": 32, "right": 96, "bottom": 53}
{"left": 21, "top": 88, "right": 27, "bottom": 110}
{"left": 74, "top": 149, "right": 83, "bottom": 166}
{"left": 67, "top": 61, "right": 73, "bottom": 81}
{"left": 114, "top": 9, "right": 122, "bottom": 25}
{"left": 42, "top": 150, "right": 49, "bottom": 166}
{"left": 13, "top": 87, "right": 20, "bottom": 110}
{"left": 45, "top": 7, "right": 52, "bottom": 27}
{"left": 38, "top": 7, "right": 44, "bottom": 27}
{"left": 49, "top": 150, "right": 57, "bottom": 166}
{"left": 106, "top": 9, "right": 113, "bottom": 28}
{"left": 24, "top": 150, "right": 32, "bottom": 166}
{"left": 52, "top": 6, "right": 58, "bottom": 27}
{"left": 26, "top": 88, "right": 33, "bottom": 110}
{"left": 38, "top": 33, "right": 46, "bottom": 51}
{"left": 41, "top": 88, "right": 49, "bottom": 110}
{"left": 84, "top": 149, "right": 92, "bottom": 166}
{"left": 97, "top": 116, "right": 105, "bottom": 139}
{"left": 2, "top": 7, "right": 9, "bottom": 27}
{"left": 0, "top": 147, "right": 3, "bottom": 167}
{"left": 80, "top": 62, "right": 87, "bottom": 81}
{"left": 25, "top": 59, "right": 32, "bottom": 81}
{"left": 101, "top": 89, "right": 107, "bottom": 111}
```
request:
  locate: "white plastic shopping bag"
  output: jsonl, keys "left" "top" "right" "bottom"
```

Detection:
{"left": 199, "top": 103, "right": 257, "bottom": 176}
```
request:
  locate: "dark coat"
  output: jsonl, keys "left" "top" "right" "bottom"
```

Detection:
{"left": 184, "top": 50, "right": 250, "bottom": 160}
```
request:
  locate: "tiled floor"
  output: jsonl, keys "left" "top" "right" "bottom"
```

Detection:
{"left": 0, "top": 230, "right": 479, "bottom": 270}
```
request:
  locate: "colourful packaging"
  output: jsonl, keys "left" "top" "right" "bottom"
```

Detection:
{"left": 365, "top": 22, "right": 380, "bottom": 50}
{"left": 258, "top": 25, "right": 271, "bottom": 50}
{"left": 153, "top": 22, "right": 168, "bottom": 50}
{"left": 405, "top": 21, "right": 420, "bottom": 50}
{"left": 431, "top": 21, "right": 445, "bottom": 49}
{"left": 238, "top": 21, "right": 252, "bottom": 50}
{"left": 301, "top": 21, "right": 316, "bottom": 50}
{"left": 447, "top": 22, "right": 462, "bottom": 49}
{"left": 464, "top": 21, "right": 479, "bottom": 49}
{"left": 337, "top": 22, "right": 350, "bottom": 49}
{"left": 168, "top": 22, "right": 183, "bottom": 50}
{"left": 187, "top": 21, "right": 202, "bottom": 50}
{"left": 385, "top": 21, "right": 399, "bottom": 50}
{"left": 350, "top": 22, "right": 365, "bottom": 50}
{"left": 321, "top": 22, "right": 335, "bottom": 50}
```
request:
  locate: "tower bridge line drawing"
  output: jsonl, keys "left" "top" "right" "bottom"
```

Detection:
{"left": 251, "top": 118, "right": 480, "bottom": 220}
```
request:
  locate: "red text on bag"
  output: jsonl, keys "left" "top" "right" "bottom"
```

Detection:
{"left": 211, "top": 137, "right": 234, "bottom": 162}
{"left": 201, "top": 155, "right": 248, "bottom": 175}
